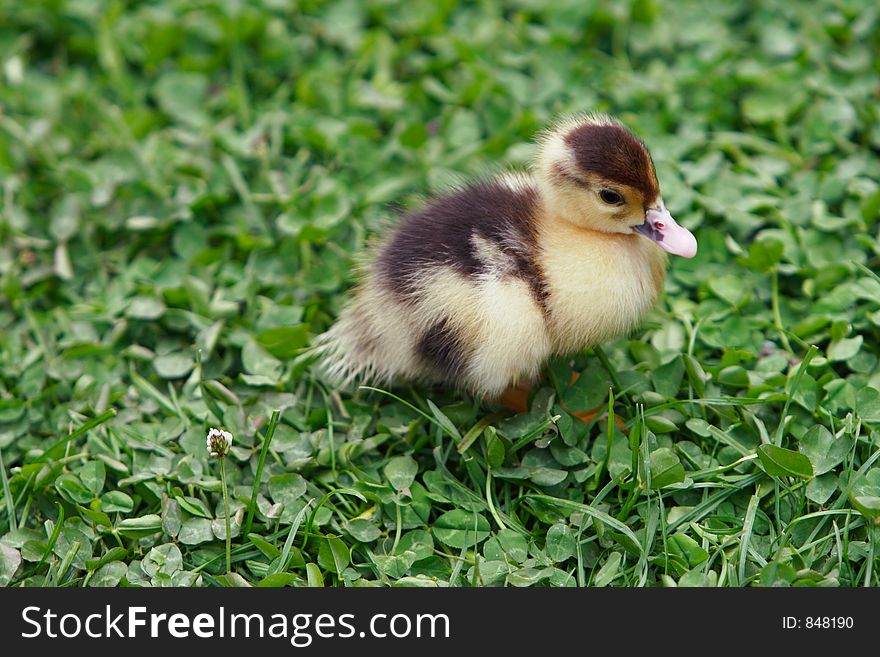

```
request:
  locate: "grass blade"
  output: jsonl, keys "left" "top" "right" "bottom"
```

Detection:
{"left": 243, "top": 410, "right": 280, "bottom": 536}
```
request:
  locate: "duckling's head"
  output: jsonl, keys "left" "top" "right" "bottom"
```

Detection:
{"left": 534, "top": 113, "right": 697, "bottom": 258}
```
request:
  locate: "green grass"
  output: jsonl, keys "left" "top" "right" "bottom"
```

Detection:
{"left": 1, "top": 0, "right": 879, "bottom": 588}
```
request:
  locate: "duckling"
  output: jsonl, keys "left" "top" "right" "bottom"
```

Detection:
{"left": 316, "top": 113, "right": 697, "bottom": 403}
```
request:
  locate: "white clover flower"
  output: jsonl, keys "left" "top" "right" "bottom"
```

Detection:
{"left": 206, "top": 427, "right": 233, "bottom": 458}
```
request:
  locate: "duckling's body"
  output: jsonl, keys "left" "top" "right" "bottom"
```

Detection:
{"left": 317, "top": 114, "right": 695, "bottom": 398}
{"left": 537, "top": 209, "right": 667, "bottom": 354}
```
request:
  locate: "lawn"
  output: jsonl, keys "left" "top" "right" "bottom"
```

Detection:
{"left": 1, "top": 0, "right": 879, "bottom": 588}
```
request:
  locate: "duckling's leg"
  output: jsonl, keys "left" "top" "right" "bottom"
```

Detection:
{"left": 494, "top": 377, "right": 624, "bottom": 428}
{"left": 564, "top": 371, "right": 626, "bottom": 428}
{"left": 564, "top": 371, "right": 602, "bottom": 424}
{"left": 567, "top": 406, "right": 605, "bottom": 424}
{"left": 495, "top": 382, "right": 531, "bottom": 414}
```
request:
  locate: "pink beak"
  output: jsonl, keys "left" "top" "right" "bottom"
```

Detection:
{"left": 634, "top": 199, "right": 697, "bottom": 258}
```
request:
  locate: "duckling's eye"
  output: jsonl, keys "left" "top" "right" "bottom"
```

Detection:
{"left": 599, "top": 189, "right": 624, "bottom": 205}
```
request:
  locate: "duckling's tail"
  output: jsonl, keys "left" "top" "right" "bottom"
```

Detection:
{"left": 312, "top": 303, "right": 383, "bottom": 389}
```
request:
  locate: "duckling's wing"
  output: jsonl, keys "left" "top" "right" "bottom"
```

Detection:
{"left": 377, "top": 176, "right": 547, "bottom": 308}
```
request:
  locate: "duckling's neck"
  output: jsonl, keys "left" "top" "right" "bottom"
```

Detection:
{"left": 535, "top": 214, "right": 667, "bottom": 354}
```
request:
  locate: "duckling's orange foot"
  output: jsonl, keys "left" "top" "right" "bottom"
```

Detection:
{"left": 493, "top": 383, "right": 626, "bottom": 431}
{"left": 494, "top": 382, "right": 531, "bottom": 414}
{"left": 568, "top": 406, "right": 627, "bottom": 431}
{"left": 569, "top": 407, "right": 601, "bottom": 424}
